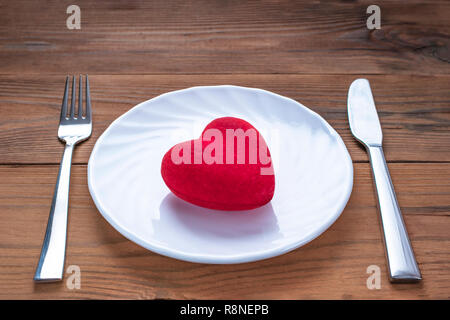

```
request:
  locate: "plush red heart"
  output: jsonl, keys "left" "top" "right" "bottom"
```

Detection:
{"left": 161, "top": 117, "right": 275, "bottom": 211}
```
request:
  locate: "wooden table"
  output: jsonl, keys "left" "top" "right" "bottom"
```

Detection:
{"left": 0, "top": 0, "right": 449, "bottom": 299}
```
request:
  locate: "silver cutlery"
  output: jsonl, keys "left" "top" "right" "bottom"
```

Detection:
{"left": 34, "top": 75, "right": 92, "bottom": 281}
{"left": 347, "top": 79, "right": 421, "bottom": 282}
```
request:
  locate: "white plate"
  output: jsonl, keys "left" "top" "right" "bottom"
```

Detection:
{"left": 88, "top": 86, "right": 353, "bottom": 264}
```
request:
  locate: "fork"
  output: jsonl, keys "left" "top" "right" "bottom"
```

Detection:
{"left": 34, "top": 75, "right": 92, "bottom": 281}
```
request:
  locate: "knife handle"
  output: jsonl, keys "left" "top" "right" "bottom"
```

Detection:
{"left": 367, "top": 146, "right": 421, "bottom": 282}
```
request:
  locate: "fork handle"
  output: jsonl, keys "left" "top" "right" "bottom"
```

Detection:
{"left": 34, "top": 142, "right": 74, "bottom": 281}
{"left": 367, "top": 146, "right": 421, "bottom": 282}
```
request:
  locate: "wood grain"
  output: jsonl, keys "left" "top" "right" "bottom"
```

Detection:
{"left": 0, "top": 74, "right": 449, "bottom": 164}
{"left": 0, "top": 163, "right": 448, "bottom": 299}
{"left": 0, "top": 0, "right": 448, "bottom": 74}
{"left": 0, "top": 0, "right": 449, "bottom": 300}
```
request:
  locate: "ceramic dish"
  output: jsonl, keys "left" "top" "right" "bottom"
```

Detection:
{"left": 88, "top": 86, "right": 353, "bottom": 264}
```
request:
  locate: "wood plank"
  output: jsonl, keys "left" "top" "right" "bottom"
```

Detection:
{"left": 0, "top": 0, "right": 449, "bottom": 74}
{"left": 0, "top": 74, "right": 449, "bottom": 164}
{"left": 0, "top": 163, "right": 448, "bottom": 299}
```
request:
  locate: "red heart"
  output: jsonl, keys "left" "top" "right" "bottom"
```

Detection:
{"left": 161, "top": 117, "right": 275, "bottom": 211}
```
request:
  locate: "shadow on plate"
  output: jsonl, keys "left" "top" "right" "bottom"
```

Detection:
{"left": 156, "top": 193, "right": 281, "bottom": 241}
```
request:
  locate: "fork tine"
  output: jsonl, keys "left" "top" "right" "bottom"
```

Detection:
{"left": 85, "top": 75, "right": 91, "bottom": 121}
{"left": 60, "top": 76, "right": 69, "bottom": 121}
{"left": 70, "top": 75, "right": 76, "bottom": 118}
{"left": 78, "top": 75, "right": 83, "bottom": 118}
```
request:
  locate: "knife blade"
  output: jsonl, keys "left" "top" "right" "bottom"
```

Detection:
{"left": 347, "top": 79, "right": 382, "bottom": 147}
{"left": 347, "top": 78, "right": 421, "bottom": 282}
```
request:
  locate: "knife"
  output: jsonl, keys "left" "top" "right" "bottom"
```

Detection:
{"left": 347, "top": 79, "right": 421, "bottom": 282}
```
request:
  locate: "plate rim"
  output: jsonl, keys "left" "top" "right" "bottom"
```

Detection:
{"left": 87, "top": 85, "right": 354, "bottom": 264}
